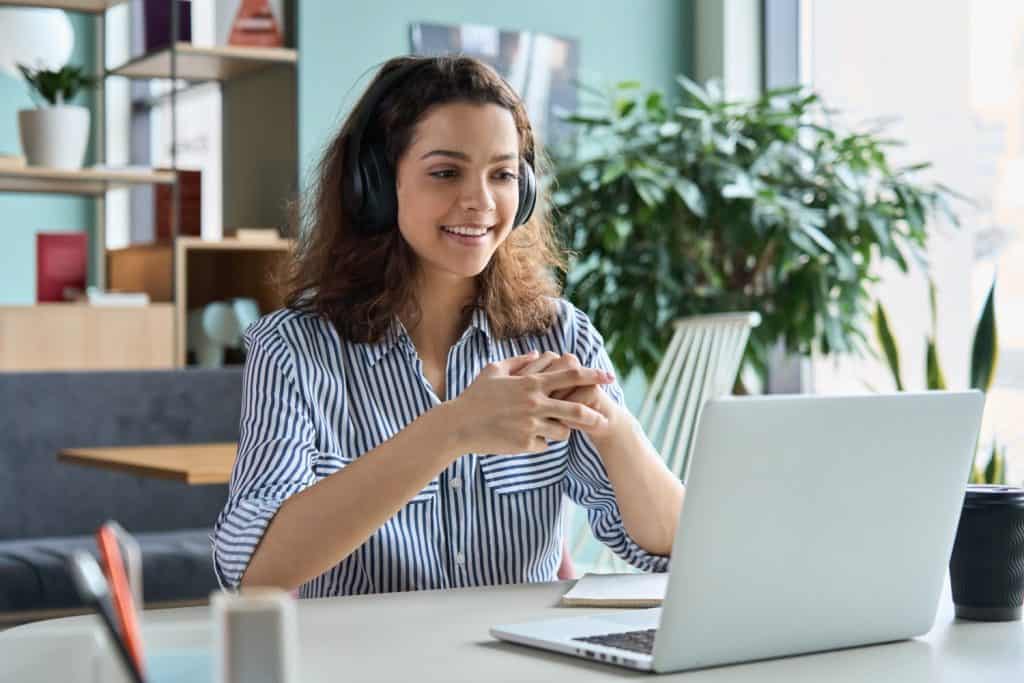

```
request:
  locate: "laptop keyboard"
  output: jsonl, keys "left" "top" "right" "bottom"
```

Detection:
{"left": 573, "top": 628, "right": 657, "bottom": 655}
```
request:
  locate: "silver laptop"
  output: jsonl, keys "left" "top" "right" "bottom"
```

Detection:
{"left": 491, "top": 391, "right": 985, "bottom": 673}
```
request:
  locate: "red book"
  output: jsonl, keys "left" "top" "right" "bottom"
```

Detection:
{"left": 36, "top": 232, "right": 87, "bottom": 302}
{"left": 155, "top": 169, "right": 202, "bottom": 241}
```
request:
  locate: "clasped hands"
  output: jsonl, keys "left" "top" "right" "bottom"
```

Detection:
{"left": 449, "top": 349, "right": 622, "bottom": 456}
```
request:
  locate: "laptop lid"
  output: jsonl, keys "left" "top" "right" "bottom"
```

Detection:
{"left": 653, "top": 391, "right": 984, "bottom": 673}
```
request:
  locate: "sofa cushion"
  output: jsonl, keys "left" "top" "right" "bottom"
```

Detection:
{"left": 0, "top": 528, "right": 217, "bottom": 612}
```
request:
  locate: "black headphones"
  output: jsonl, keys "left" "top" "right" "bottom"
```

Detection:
{"left": 344, "top": 59, "right": 538, "bottom": 236}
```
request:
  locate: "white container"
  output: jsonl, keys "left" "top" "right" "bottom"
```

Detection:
{"left": 212, "top": 588, "right": 299, "bottom": 683}
{"left": 17, "top": 104, "right": 90, "bottom": 169}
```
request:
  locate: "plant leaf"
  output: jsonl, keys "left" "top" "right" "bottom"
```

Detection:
{"left": 984, "top": 440, "right": 1006, "bottom": 485}
{"left": 673, "top": 177, "right": 706, "bottom": 218}
{"left": 969, "top": 279, "right": 998, "bottom": 392}
{"left": 874, "top": 303, "right": 904, "bottom": 391}
{"left": 675, "top": 75, "right": 710, "bottom": 108}
{"left": 926, "top": 338, "right": 947, "bottom": 390}
{"left": 928, "top": 279, "right": 939, "bottom": 340}
{"left": 968, "top": 460, "right": 984, "bottom": 484}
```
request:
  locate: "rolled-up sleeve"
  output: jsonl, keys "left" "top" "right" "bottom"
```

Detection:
{"left": 563, "top": 303, "right": 671, "bottom": 573}
{"left": 211, "top": 326, "right": 319, "bottom": 589}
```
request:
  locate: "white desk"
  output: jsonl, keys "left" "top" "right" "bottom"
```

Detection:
{"left": 2, "top": 579, "right": 1022, "bottom": 681}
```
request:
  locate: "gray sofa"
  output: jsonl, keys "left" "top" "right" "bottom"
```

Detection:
{"left": 0, "top": 368, "right": 242, "bottom": 619}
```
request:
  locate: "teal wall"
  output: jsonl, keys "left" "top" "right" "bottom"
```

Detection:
{"left": 298, "top": 0, "right": 693, "bottom": 185}
{"left": 0, "top": 11, "right": 97, "bottom": 305}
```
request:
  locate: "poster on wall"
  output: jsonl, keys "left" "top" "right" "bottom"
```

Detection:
{"left": 409, "top": 22, "right": 579, "bottom": 148}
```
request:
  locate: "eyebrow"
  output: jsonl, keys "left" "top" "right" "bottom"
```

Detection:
{"left": 418, "top": 149, "right": 518, "bottom": 163}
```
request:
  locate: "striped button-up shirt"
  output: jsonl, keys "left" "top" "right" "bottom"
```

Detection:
{"left": 212, "top": 297, "right": 669, "bottom": 597}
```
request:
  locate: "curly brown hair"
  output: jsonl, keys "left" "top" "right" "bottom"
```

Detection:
{"left": 282, "top": 55, "right": 567, "bottom": 343}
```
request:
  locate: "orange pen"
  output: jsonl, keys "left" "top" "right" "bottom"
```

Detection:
{"left": 97, "top": 523, "right": 147, "bottom": 677}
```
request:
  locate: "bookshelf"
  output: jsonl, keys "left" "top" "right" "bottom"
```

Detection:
{"left": 0, "top": 166, "right": 174, "bottom": 195}
{"left": 0, "top": 1, "right": 298, "bottom": 370}
{"left": 108, "top": 43, "right": 297, "bottom": 81}
{"left": 107, "top": 236, "right": 294, "bottom": 367}
{"left": 0, "top": 0, "right": 123, "bottom": 11}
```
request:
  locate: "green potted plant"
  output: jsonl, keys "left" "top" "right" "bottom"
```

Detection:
{"left": 875, "top": 279, "right": 1005, "bottom": 482}
{"left": 551, "top": 77, "right": 963, "bottom": 388}
{"left": 16, "top": 63, "right": 96, "bottom": 169}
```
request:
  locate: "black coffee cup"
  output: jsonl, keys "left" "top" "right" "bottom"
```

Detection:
{"left": 949, "top": 484, "right": 1024, "bottom": 621}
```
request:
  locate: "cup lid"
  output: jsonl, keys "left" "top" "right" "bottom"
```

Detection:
{"left": 963, "top": 484, "right": 1024, "bottom": 507}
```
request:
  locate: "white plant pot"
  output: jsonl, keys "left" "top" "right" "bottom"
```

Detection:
{"left": 17, "top": 105, "right": 90, "bottom": 169}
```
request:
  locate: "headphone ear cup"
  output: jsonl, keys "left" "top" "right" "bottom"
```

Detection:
{"left": 513, "top": 159, "right": 537, "bottom": 228}
{"left": 359, "top": 143, "right": 398, "bottom": 234}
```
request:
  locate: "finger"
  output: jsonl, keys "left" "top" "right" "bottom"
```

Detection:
{"left": 529, "top": 434, "right": 549, "bottom": 453}
{"left": 535, "top": 418, "right": 572, "bottom": 443}
{"left": 539, "top": 368, "right": 614, "bottom": 394}
{"left": 516, "top": 351, "right": 561, "bottom": 376}
{"left": 538, "top": 396, "right": 607, "bottom": 429}
{"left": 494, "top": 350, "right": 539, "bottom": 375}
{"left": 550, "top": 355, "right": 583, "bottom": 399}
{"left": 556, "top": 387, "right": 581, "bottom": 403}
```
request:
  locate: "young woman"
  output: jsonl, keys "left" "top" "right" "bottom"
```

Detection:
{"left": 212, "top": 55, "right": 684, "bottom": 596}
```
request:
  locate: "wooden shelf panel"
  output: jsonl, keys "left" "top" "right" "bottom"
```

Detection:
{"left": 178, "top": 236, "right": 293, "bottom": 252}
{"left": 108, "top": 43, "right": 298, "bottom": 81}
{"left": 0, "top": 0, "right": 125, "bottom": 12}
{"left": 0, "top": 166, "right": 175, "bottom": 196}
{"left": 0, "top": 303, "right": 174, "bottom": 371}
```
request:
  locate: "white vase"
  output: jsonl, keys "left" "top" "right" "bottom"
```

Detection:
{"left": 17, "top": 105, "right": 90, "bottom": 169}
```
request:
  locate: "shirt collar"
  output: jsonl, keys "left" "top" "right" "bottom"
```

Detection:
{"left": 361, "top": 308, "right": 492, "bottom": 367}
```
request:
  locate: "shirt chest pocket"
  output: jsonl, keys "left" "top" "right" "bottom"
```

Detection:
{"left": 478, "top": 441, "right": 569, "bottom": 495}
{"left": 312, "top": 452, "right": 439, "bottom": 504}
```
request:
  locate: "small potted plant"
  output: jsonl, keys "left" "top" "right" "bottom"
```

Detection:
{"left": 16, "top": 63, "right": 96, "bottom": 169}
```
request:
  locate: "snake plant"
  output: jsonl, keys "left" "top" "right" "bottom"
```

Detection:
{"left": 874, "top": 279, "right": 1003, "bottom": 483}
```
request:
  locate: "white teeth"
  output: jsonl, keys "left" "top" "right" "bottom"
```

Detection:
{"left": 442, "top": 225, "right": 490, "bottom": 236}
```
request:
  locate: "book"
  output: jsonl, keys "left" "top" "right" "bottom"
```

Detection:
{"left": 36, "top": 233, "right": 87, "bottom": 303}
{"left": 155, "top": 169, "right": 202, "bottom": 240}
{"left": 87, "top": 287, "right": 151, "bottom": 307}
{"left": 560, "top": 572, "right": 667, "bottom": 608}
{"left": 139, "top": 0, "right": 192, "bottom": 52}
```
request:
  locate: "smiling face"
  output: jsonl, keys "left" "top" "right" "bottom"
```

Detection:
{"left": 394, "top": 101, "right": 521, "bottom": 285}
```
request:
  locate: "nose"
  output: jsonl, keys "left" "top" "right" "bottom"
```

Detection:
{"left": 459, "top": 174, "right": 496, "bottom": 213}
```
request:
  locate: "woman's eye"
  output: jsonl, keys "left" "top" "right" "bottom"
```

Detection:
{"left": 496, "top": 171, "right": 519, "bottom": 182}
{"left": 430, "top": 169, "right": 457, "bottom": 179}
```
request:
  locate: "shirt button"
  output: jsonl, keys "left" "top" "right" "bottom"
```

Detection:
{"left": 455, "top": 552, "right": 465, "bottom": 565}
{"left": 450, "top": 477, "right": 462, "bottom": 490}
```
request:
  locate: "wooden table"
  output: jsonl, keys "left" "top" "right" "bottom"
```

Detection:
{"left": 58, "top": 443, "right": 236, "bottom": 485}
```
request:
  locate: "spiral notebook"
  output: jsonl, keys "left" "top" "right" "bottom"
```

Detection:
{"left": 560, "top": 572, "right": 668, "bottom": 608}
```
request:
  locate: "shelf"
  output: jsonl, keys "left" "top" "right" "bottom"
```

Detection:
{"left": 0, "top": 166, "right": 175, "bottom": 196}
{"left": 175, "top": 237, "right": 292, "bottom": 366}
{"left": 108, "top": 43, "right": 298, "bottom": 81}
{"left": 179, "top": 236, "right": 293, "bottom": 252}
{"left": 0, "top": 303, "right": 174, "bottom": 371}
{"left": 0, "top": 0, "right": 125, "bottom": 12}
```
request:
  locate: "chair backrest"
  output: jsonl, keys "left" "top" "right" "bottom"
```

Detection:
{"left": 636, "top": 312, "right": 761, "bottom": 482}
{"left": 566, "top": 311, "right": 760, "bottom": 573}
